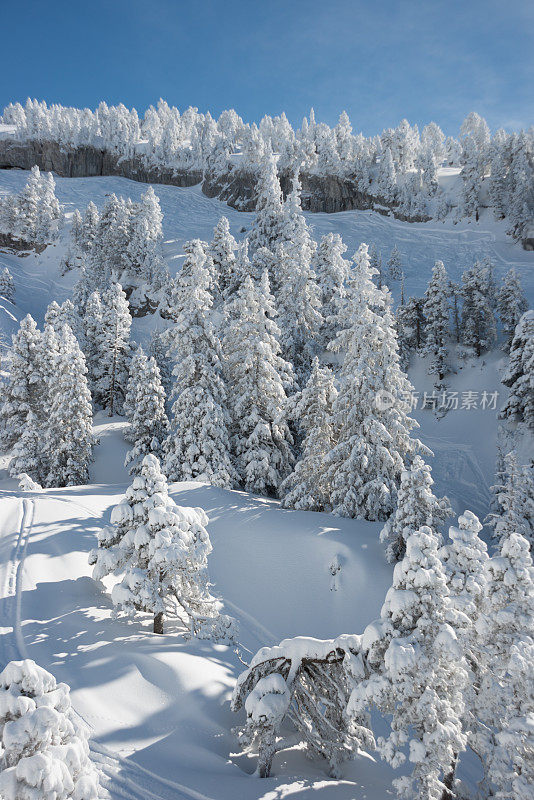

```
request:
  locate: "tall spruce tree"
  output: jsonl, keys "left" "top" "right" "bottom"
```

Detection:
{"left": 499, "top": 309, "right": 534, "bottom": 428}
{"left": 95, "top": 282, "right": 132, "bottom": 415}
{"left": 422, "top": 260, "right": 451, "bottom": 381}
{"left": 223, "top": 272, "right": 294, "bottom": 495}
{"left": 325, "top": 244, "right": 422, "bottom": 520}
{"left": 124, "top": 347, "right": 168, "bottom": 474}
{"left": 164, "top": 239, "right": 235, "bottom": 487}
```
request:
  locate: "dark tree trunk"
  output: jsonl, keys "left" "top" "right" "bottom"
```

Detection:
{"left": 153, "top": 612, "right": 164, "bottom": 634}
{"left": 441, "top": 753, "right": 458, "bottom": 800}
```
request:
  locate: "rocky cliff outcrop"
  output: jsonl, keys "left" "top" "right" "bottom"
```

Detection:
{"left": 0, "top": 138, "right": 428, "bottom": 223}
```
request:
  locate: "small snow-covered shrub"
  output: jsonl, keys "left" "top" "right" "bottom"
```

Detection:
{"left": 0, "top": 659, "right": 101, "bottom": 800}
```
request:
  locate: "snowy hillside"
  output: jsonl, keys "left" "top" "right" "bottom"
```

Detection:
{"left": 0, "top": 168, "right": 532, "bottom": 800}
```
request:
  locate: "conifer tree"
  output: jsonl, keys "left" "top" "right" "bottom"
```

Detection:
{"left": 124, "top": 347, "right": 168, "bottom": 474}
{"left": 475, "top": 529, "right": 534, "bottom": 795}
{"left": 81, "top": 200, "right": 100, "bottom": 251}
{"left": 325, "top": 244, "right": 422, "bottom": 520}
{"left": 387, "top": 245, "right": 403, "bottom": 282}
{"left": 376, "top": 147, "right": 397, "bottom": 202}
{"left": 275, "top": 178, "right": 322, "bottom": 378}
{"left": 350, "top": 527, "right": 468, "bottom": 800}
{"left": 422, "top": 260, "right": 450, "bottom": 381}
{"left": 0, "top": 315, "right": 43, "bottom": 454}
{"left": 9, "top": 410, "right": 44, "bottom": 485}
{"left": 281, "top": 358, "right": 337, "bottom": 511}
{"left": 96, "top": 282, "right": 132, "bottom": 415}
{"left": 487, "top": 451, "right": 534, "bottom": 550}
{"left": 164, "top": 240, "right": 235, "bottom": 487}
{"left": 45, "top": 325, "right": 94, "bottom": 487}
{"left": 82, "top": 290, "right": 103, "bottom": 395}
{"left": 0, "top": 659, "right": 101, "bottom": 800}
{"left": 248, "top": 153, "right": 285, "bottom": 253}
{"left": 380, "top": 455, "right": 451, "bottom": 562}
{"left": 313, "top": 232, "right": 351, "bottom": 349}
{"left": 223, "top": 272, "right": 294, "bottom": 495}
{"left": 0, "top": 267, "right": 15, "bottom": 303}
{"left": 461, "top": 262, "right": 497, "bottom": 356}
{"left": 497, "top": 268, "right": 528, "bottom": 350}
{"left": 90, "top": 454, "right": 231, "bottom": 637}
{"left": 499, "top": 310, "right": 534, "bottom": 428}
{"left": 209, "top": 216, "right": 237, "bottom": 299}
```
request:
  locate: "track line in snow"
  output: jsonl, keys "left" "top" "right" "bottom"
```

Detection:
{"left": 0, "top": 496, "right": 34, "bottom": 666}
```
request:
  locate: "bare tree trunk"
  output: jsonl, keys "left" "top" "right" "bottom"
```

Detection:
{"left": 153, "top": 611, "right": 164, "bottom": 634}
{"left": 441, "top": 753, "right": 458, "bottom": 800}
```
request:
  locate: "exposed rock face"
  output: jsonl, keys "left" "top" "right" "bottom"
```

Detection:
{"left": 0, "top": 138, "right": 202, "bottom": 187}
{"left": 0, "top": 231, "right": 46, "bottom": 252}
{"left": 0, "top": 138, "right": 441, "bottom": 229}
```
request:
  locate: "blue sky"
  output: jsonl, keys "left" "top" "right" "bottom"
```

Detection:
{"left": 1, "top": 0, "right": 532, "bottom": 136}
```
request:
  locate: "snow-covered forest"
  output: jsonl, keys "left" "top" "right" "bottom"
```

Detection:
{"left": 0, "top": 96, "right": 532, "bottom": 800}
{"left": 1, "top": 101, "right": 533, "bottom": 243}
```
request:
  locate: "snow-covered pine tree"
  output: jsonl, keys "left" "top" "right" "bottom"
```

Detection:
{"left": 380, "top": 455, "right": 451, "bottom": 562}
{"left": 0, "top": 659, "right": 101, "bottom": 800}
{"left": 349, "top": 527, "right": 468, "bottom": 800}
{"left": 90, "top": 454, "right": 233, "bottom": 638}
{"left": 82, "top": 290, "right": 103, "bottom": 396}
{"left": 0, "top": 315, "right": 43, "bottom": 455}
{"left": 0, "top": 267, "right": 15, "bottom": 303}
{"left": 15, "top": 165, "right": 41, "bottom": 242}
{"left": 387, "top": 245, "right": 403, "bottom": 282}
{"left": 81, "top": 200, "right": 100, "bottom": 252}
{"left": 164, "top": 239, "right": 235, "bottom": 487}
{"left": 275, "top": 176, "right": 322, "bottom": 378}
{"left": 312, "top": 232, "right": 351, "bottom": 349}
{"left": 376, "top": 147, "right": 397, "bottom": 202}
{"left": 223, "top": 272, "right": 294, "bottom": 495}
{"left": 325, "top": 244, "right": 422, "bottom": 520}
{"left": 71, "top": 207, "right": 84, "bottom": 248}
{"left": 461, "top": 261, "right": 497, "bottom": 356}
{"left": 487, "top": 451, "right": 534, "bottom": 550}
{"left": 126, "top": 185, "right": 164, "bottom": 281}
{"left": 95, "top": 282, "right": 132, "bottom": 415}
{"left": 148, "top": 328, "right": 173, "bottom": 403}
{"left": 499, "top": 309, "right": 534, "bottom": 428}
{"left": 497, "top": 267, "right": 528, "bottom": 350}
{"left": 45, "top": 325, "right": 94, "bottom": 487}
{"left": 36, "top": 171, "right": 61, "bottom": 243}
{"left": 475, "top": 528, "right": 534, "bottom": 796}
{"left": 248, "top": 152, "right": 286, "bottom": 253}
{"left": 281, "top": 358, "right": 337, "bottom": 511}
{"left": 209, "top": 216, "right": 237, "bottom": 299}
{"left": 124, "top": 347, "right": 168, "bottom": 473}
{"left": 422, "top": 260, "right": 451, "bottom": 381}
{"left": 9, "top": 410, "right": 44, "bottom": 485}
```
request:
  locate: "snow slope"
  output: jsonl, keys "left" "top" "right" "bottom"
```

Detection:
{"left": 0, "top": 168, "right": 532, "bottom": 798}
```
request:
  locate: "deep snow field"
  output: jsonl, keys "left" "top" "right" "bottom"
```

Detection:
{"left": 0, "top": 168, "right": 533, "bottom": 799}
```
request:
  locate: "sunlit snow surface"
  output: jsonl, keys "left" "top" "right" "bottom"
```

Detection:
{"left": 0, "top": 169, "right": 532, "bottom": 799}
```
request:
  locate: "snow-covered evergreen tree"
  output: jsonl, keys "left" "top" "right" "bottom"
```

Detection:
{"left": 387, "top": 245, "right": 403, "bottom": 282}
{"left": 81, "top": 200, "right": 99, "bottom": 252}
{"left": 95, "top": 282, "right": 132, "bottom": 415}
{"left": 281, "top": 358, "right": 337, "bottom": 511}
{"left": 475, "top": 528, "right": 534, "bottom": 796}
{"left": 461, "top": 261, "right": 497, "bottom": 356}
{"left": 9, "top": 410, "right": 44, "bottom": 485}
{"left": 349, "top": 527, "right": 468, "bottom": 800}
{"left": 209, "top": 216, "right": 237, "bottom": 299}
{"left": 90, "top": 454, "right": 233, "bottom": 638}
{"left": 81, "top": 290, "right": 103, "bottom": 395}
{"left": 0, "top": 315, "right": 43, "bottom": 454}
{"left": 164, "top": 240, "right": 235, "bottom": 487}
{"left": 499, "top": 309, "right": 534, "bottom": 428}
{"left": 275, "top": 177, "right": 322, "bottom": 377}
{"left": 497, "top": 268, "right": 528, "bottom": 350}
{"left": 422, "top": 260, "right": 450, "bottom": 381}
{"left": 124, "top": 347, "right": 168, "bottom": 474}
{"left": 313, "top": 232, "right": 351, "bottom": 349}
{"left": 376, "top": 147, "right": 397, "bottom": 202}
{"left": 380, "top": 455, "right": 451, "bottom": 562}
{"left": 487, "top": 451, "right": 534, "bottom": 550}
{"left": 223, "top": 272, "right": 294, "bottom": 495}
{"left": 45, "top": 325, "right": 94, "bottom": 487}
{"left": 325, "top": 244, "right": 422, "bottom": 520}
{"left": 0, "top": 267, "right": 15, "bottom": 303}
{"left": 0, "top": 659, "right": 100, "bottom": 800}
{"left": 248, "top": 153, "right": 285, "bottom": 253}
